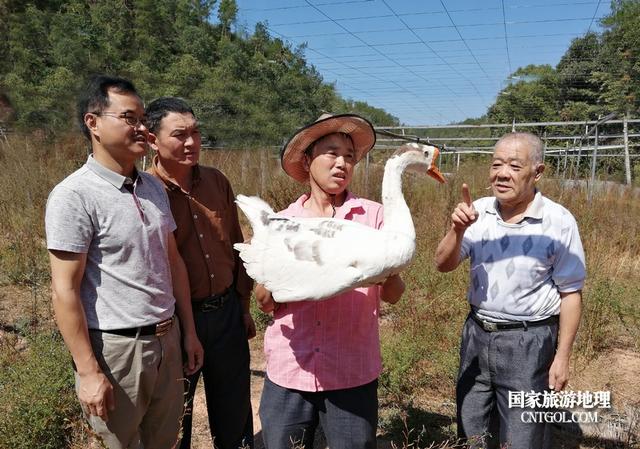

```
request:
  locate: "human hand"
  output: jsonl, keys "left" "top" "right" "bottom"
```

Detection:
{"left": 78, "top": 370, "right": 115, "bottom": 421}
{"left": 244, "top": 313, "right": 257, "bottom": 339}
{"left": 548, "top": 354, "right": 570, "bottom": 391}
{"left": 256, "top": 284, "right": 278, "bottom": 314}
{"left": 183, "top": 331, "right": 204, "bottom": 376}
{"left": 380, "top": 274, "right": 405, "bottom": 304}
{"left": 451, "top": 183, "right": 478, "bottom": 232}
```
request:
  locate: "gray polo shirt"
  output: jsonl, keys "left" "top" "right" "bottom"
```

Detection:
{"left": 45, "top": 155, "right": 177, "bottom": 330}
{"left": 460, "top": 191, "right": 586, "bottom": 322}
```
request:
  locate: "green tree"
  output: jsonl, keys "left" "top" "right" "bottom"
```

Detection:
{"left": 596, "top": 0, "right": 640, "bottom": 115}
{"left": 339, "top": 99, "right": 399, "bottom": 126}
{"left": 487, "top": 65, "right": 559, "bottom": 123}
{"left": 556, "top": 33, "right": 605, "bottom": 120}
{"left": 218, "top": 0, "right": 237, "bottom": 36}
{"left": 0, "top": 1, "right": 394, "bottom": 145}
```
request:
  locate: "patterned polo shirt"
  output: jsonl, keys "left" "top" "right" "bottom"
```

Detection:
{"left": 460, "top": 191, "right": 586, "bottom": 322}
{"left": 264, "top": 192, "right": 385, "bottom": 391}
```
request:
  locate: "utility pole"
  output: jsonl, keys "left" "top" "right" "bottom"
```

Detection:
{"left": 365, "top": 152, "right": 370, "bottom": 198}
{"left": 623, "top": 114, "right": 631, "bottom": 185}
{"left": 588, "top": 123, "right": 599, "bottom": 201}
{"left": 575, "top": 124, "right": 587, "bottom": 178}
{"left": 579, "top": 112, "right": 616, "bottom": 200}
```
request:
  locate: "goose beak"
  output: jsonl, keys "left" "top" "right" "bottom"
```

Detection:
{"left": 428, "top": 147, "right": 446, "bottom": 183}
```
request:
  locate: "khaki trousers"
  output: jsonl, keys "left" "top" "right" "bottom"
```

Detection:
{"left": 76, "top": 318, "right": 184, "bottom": 449}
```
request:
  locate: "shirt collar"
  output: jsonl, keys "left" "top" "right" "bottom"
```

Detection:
{"left": 86, "top": 155, "right": 140, "bottom": 190}
{"left": 291, "top": 191, "right": 363, "bottom": 217}
{"left": 524, "top": 191, "right": 544, "bottom": 219}
{"left": 486, "top": 190, "right": 544, "bottom": 221}
{"left": 149, "top": 155, "right": 200, "bottom": 192}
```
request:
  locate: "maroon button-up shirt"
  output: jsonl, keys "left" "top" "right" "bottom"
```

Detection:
{"left": 148, "top": 158, "right": 252, "bottom": 309}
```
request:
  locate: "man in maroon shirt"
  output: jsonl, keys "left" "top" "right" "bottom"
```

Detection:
{"left": 146, "top": 97, "right": 255, "bottom": 449}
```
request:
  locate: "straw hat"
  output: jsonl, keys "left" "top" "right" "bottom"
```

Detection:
{"left": 280, "top": 113, "right": 376, "bottom": 183}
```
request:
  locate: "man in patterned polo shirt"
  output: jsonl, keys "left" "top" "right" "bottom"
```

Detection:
{"left": 435, "top": 132, "right": 586, "bottom": 449}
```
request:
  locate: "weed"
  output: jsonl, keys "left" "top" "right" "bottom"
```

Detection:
{"left": 1, "top": 138, "right": 639, "bottom": 448}
{"left": 0, "top": 330, "right": 81, "bottom": 449}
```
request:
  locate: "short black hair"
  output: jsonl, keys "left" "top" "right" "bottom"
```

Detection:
{"left": 77, "top": 74, "right": 139, "bottom": 141}
{"left": 145, "top": 97, "right": 195, "bottom": 133}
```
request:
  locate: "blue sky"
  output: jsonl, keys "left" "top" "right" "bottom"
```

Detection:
{"left": 233, "top": 0, "right": 610, "bottom": 125}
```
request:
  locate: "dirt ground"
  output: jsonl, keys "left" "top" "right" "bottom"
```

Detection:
{"left": 187, "top": 337, "right": 640, "bottom": 449}
{"left": 188, "top": 338, "right": 268, "bottom": 449}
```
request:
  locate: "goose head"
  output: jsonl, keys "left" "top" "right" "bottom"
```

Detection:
{"left": 390, "top": 143, "right": 446, "bottom": 183}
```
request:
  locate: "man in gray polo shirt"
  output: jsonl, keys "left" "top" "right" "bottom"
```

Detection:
{"left": 45, "top": 75, "right": 203, "bottom": 449}
{"left": 435, "top": 132, "right": 585, "bottom": 449}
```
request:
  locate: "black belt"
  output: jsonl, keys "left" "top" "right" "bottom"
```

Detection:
{"left": 192, "top": 287, "right": 233, "bottom": 312}
{"left": 470, "top": 312, "right": 558, "bottom": 332}
{"left": 92, "top": 317, "right": 174, "bottom": 337}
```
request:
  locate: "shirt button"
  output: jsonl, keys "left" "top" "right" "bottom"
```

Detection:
{"left": 205, "top": 254, "right": 210, "bottom": 259}
{"left": 316, "top": 321, "right": 321, "bottom": 326}
{"left": 315, "top": 348, "right": 320, "bottom": 352}
{"left": 193, "top": 214, "right": 198, "bottom": 219}
{"left": 210, "top": 274, "right": 214, "bottom": 278}
{"left": 199, "top": 234, "right": 203, "bottom": 238}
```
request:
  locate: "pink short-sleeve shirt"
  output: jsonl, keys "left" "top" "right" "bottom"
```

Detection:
{"left": 264, "top": 192, "right": 385, "bottom": 391}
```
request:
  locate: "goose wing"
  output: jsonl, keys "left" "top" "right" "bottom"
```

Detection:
{"left": 235, "top": 214, "right": 386, "bottom": 302}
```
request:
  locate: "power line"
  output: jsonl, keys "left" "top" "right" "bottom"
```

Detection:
{"left": 587, "top": 0, "right": 603, "bottom": 33}
{"left": 306, "top": 32, "right": 591, "bottom": 50}
{"left": 239, "top": 0, "right": 612, "bottom": 124}
{"left": 263, "top": 24, "right": 455, "bottom": 123}
{"left": 439, "top": 0, "right": 492, "bottom": 80}
{"left": 501, "top": 0, "right": 513, "bottom": 75}
{"left": 309, "top": 41, "right": 583, "bottom": 59}
{"left": 246, "top": 1, "right": 602, "bottom": 14}
{"left": 243, "top": 0, "right": 375, "bottom": 12}
{"left": 270, "top": 14, "right": 604, "bottom": 28}
{"left": 378, "top": 0, "right": 487, "bottom": 101}
{"left": 298, "top": 0, "right": 474, "bottom": 115}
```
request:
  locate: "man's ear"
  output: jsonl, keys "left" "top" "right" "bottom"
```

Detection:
{"left": 534, "top": 163, "right": 545, "bottom": 181}
{"left": 302, "top": 154, "right": 310, "bottom": 172}
{"left": 148, "top": 132, "right": 159, "bottom": 151}
{"left": 84, "top": 113, "right": 98, "bottom": 138}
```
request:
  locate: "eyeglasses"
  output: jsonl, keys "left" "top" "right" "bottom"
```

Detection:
{"left": 94, "top": 111, "right": 149, "bottom": 128}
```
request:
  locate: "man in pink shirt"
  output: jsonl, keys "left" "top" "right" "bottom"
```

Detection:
{"left": 256, "top": 113, "right": 405, "bottom": 449}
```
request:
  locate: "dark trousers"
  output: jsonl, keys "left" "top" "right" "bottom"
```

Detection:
{"left": 180, "top": 291, "right": 253, "bottom": 449}
{"left": 259, "top": 376, "right": 378, "bottom": 449}
{"left": 456, "top": 315, "right": 558, "bottom": 449}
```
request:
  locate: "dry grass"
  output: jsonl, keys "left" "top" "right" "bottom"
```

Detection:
{"left": 0, "top": 135, "right": 638, "bottom": 448}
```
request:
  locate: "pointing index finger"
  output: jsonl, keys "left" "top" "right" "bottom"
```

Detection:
{"left": 462, "top": 183, "right": 473, "bottom": 207}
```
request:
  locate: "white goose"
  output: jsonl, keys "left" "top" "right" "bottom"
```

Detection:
{"left": 234, "top": 143, "right": 446, "bottom": 302}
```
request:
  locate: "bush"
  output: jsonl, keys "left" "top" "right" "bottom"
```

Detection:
{"left": 0, "top": 134, "right": 84, "bottom": 287}
{"left": 0, "top": 331, "right": 81, "bottom": 449}
{"left": 578, "top": 276, "right": 640, "bottom": 356}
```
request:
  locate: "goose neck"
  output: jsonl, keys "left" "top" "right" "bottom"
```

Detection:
{"left": 381, "top": 156, "right": 414, "bottom": 237}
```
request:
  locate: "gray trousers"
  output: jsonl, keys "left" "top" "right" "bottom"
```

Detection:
{"left": 259, "top": 377, "right": 378, "bottom": 449}
{"left": 457, "top": 315, "right": 558, "bottom": 449}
